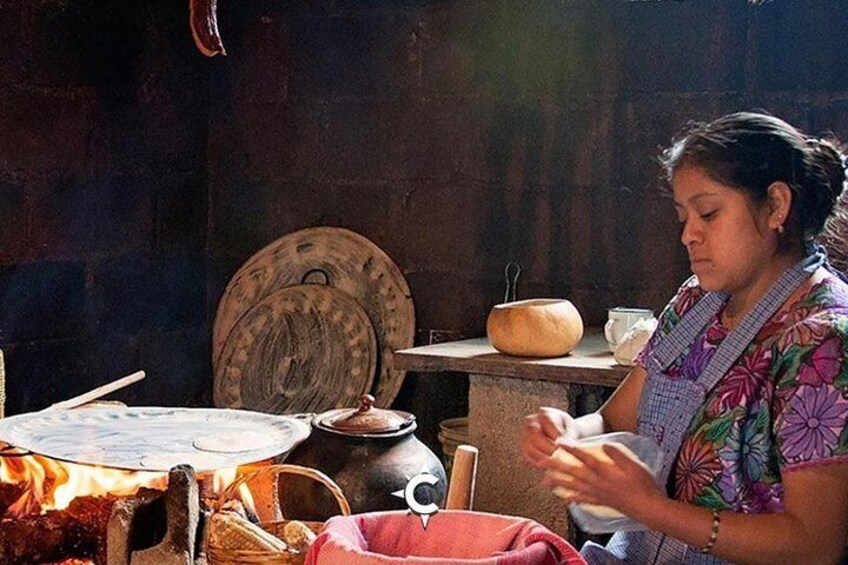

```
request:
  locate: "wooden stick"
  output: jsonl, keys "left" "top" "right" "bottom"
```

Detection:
{"left": 42, "top": 372, "right": 145, "bottom": 413}
{"left": 446, "top": 445, "right": 478, "bottom": 511}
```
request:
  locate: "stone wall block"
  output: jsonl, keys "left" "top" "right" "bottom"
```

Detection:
{"left": 87, "top": 334, "right": 143, "bottom": 401}
{"left": 0, "top": 88, "right": 96, "bottom": 174}
{"left": 380, "top": 98, "right": 489, "bottom": 184}
{"left": 405, "top": 271, "right": 493, "bottom": 338}
{"left": 134, "top": 327, "right": 211, "bottom": 407}
{"left": 754, "top": 3, "right": 848, "bottom": 92}
{"left": 616, "top": 94, "right": 745, "bottom": 191}
{"left": 621, "top": 2, "right": 747, "bottom": 94}
{"left": 549, "top": 102, "right": 617, "bottom": 189}
{"left": 0, "top": 261, "right": 86, "bottom": 343}
{"left": 155, "top": 174, "right": 207, "bottom": 252}
{"left": 401, "top": 181, "right": 486, "bottom": 274}
{"left": 91, "top": 253, "right": 206, "bottom": 335}
{"left": 331, "top": 182, "right": 404, "bottom": 259}
{"left": 421, "top": 1, "right": 617, "bottom": 101}
{"left": 418, "top": 1, "right": 475, "bottom": 98}
{"left": 310, "top": 100, "right": 396, "bottom": 181}
{"left": 257, "top": 178, "right": 340, "bottom": 239}
{"left": 3, "top": 338, "right": 91, "bottom": 414}
{"left": 207, "top": 254, "right": 248, "bottom": 324}
{"left": 0, "top": 181, "right": 28, "bottom": 264}
{"left": 284, "top": 10, "right": 423, "bottom": 98}
{"left": 208, "top": 177, "right": 302, "bottom": 259}
{"left": 207, "top": 101, "right": 319, "bottom": 182}
{"left": 212, "top": 5, "right": 293, "bottom": 107}
{"left": 32, "top": 175, "right": 154, "bottom": 258}
{"left": 135, "top": 94, "right": 208, "bottom": 174}
{"left": 0, "top": 4, "right": 27, "bottom": 86}
{"left": 23, "top": 0, "right": 146, "bottom": 89}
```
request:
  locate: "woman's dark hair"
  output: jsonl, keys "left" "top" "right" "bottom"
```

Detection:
{"left": 661, "top": 111, "right": 847, "bottom": 239}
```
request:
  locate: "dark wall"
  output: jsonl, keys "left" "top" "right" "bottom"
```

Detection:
{"left": 207, "top": 0, "right": 848, "bottom": 333}
{"left": 0, "top": 0, "right": 210, "bottom": 414}
{"left": 4, "top": 0, "right": 848, "bottom": 441}
{"left": 206, "top": 0, "right": 848, "bottom": 443}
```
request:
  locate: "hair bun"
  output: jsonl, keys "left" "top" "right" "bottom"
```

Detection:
{"left": 805, "top": 137, "right": 847, "bottom": 202}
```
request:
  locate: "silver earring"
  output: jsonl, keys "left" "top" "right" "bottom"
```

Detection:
{"left": 777, "top": 225, "right": 785, "bottom": 234}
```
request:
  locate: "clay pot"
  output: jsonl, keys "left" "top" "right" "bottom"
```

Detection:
{"left": 279, "top": 395, "right": 446, "bottom": 520}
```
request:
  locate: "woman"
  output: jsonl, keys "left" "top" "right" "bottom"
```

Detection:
{"left": 521, "top": 112, "right": 848, "bottom": 564}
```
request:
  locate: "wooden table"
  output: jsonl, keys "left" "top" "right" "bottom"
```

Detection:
{"left": 393, "top": 328, "right": 629, "bottom": 537}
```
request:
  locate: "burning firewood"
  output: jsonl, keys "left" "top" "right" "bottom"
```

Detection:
{"left": 0, "top": 490, "right": 163, "bottom": 565}
{"left": 0, "top": 480, "right": 25, "bottom": 516}
{"left": 0, "top": 504, "right": 104, "bottom": 564}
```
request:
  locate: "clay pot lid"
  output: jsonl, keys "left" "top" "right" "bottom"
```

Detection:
{"left": 318, "top": 394, "right": 414, "bottom": 434}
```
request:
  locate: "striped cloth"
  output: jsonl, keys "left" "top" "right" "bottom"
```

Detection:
{"left": 583, "top": 250, "right": 826, "bottom": 564}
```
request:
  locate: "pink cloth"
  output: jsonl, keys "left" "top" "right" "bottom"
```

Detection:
{"left": 304, "top": 510, "right": 586, "bottom": 565}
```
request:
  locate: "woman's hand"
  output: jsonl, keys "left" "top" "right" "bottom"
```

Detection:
{"left": 520, "top": 407, "right": 577, "bottom": 468}
{"left": 542, "top": 442, "right": 666, "bottom": 520}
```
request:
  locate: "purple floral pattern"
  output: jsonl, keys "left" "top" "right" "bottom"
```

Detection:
{"left": 797, "top": 336, "right": 842, "bottom": 387}
{"left": 780, "top": 385, "right": 847, "bottom": 462}
{"left": 639, "top": 275, "right": 848, "bottom": 511}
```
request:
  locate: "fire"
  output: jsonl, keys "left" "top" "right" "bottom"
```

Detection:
{"left": 211, "top": 466, "right": 257, "bottom": 515}
{"left": 0, "top": 454, "right": 257, "bottom": 518}
{"left": 0, "top": 454, "right": 168, "bottom": 517}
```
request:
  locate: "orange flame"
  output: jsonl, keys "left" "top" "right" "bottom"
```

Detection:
{"left": 0, "top": 455, "right": 258, "bottom": 518}
{"left": 0, "top": 454, "right": 168, "bottom": 517}
{"left": 210, "top": 466, "right": 257, "bottom": 515}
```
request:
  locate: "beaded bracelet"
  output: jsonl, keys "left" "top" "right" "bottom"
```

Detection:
{"left": 699, "top": 509, "right": 721, "bottom": 554}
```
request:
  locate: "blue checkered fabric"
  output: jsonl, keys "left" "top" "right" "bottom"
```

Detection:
{"left": 582, "top": 249, "right": 826, "bottom": 565}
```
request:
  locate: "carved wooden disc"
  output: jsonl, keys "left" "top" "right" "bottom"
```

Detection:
{"left": 214, "top": 284, "right": 378, "bottom": 414}
{"left": 213, "top": 227, "right": 415, "bottom": 407}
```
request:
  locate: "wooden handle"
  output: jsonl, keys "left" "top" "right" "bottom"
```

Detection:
{"left": 446, "top": 445, "right": 478, "bottom": 511}
{"left": 43, "top": 371, "right": 146, "bottom": 412}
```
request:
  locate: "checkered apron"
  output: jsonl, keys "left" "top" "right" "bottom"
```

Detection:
{"left": 581, "top": 249, "right": 826, "bottom": 565}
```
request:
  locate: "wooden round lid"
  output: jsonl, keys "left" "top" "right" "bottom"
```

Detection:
{"left": 213, "top": 227, "right": 415, "bottom": 407}
{"left": 213, "top": 283, "right": 377, "bottom": 414}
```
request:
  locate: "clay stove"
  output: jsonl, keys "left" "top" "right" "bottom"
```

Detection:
{"left": 0, "top": 452, "right": 263, "bottom": 564}
{"left": 0, "top": 406, "right": 307, "bottom": 563}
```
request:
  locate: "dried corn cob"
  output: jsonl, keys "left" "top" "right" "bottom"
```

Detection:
{"left": 208, "top": 511, "right": 289, "bottom": 551}
{"left": 282, "top": 521, "right": 318, "bottom": 552}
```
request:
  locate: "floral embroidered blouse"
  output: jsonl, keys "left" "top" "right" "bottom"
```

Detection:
{"left": 635, "top": 272, "right": 848, "bottom": 512}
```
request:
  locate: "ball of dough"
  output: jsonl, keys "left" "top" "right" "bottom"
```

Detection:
{"left": 613, "top": 317, "right": 658, "bottom": 367}
{"left": 549, "top": 443, "right": 647, "bottom": 519}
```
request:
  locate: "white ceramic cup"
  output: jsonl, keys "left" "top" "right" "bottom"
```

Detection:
{"left": 604, "top": 307, "right": 655, "bottom": 352}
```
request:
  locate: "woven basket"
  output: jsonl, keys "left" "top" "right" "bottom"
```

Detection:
{"left": 207, "top": 464, "right": 351, "bottom": 565}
